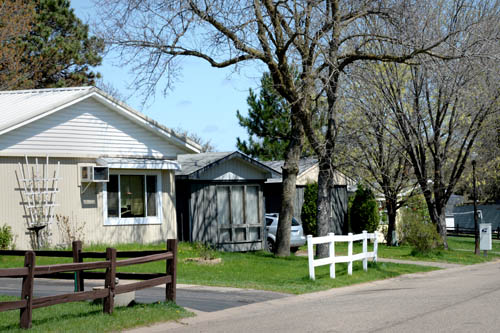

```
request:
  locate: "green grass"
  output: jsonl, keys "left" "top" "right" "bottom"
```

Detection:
{"left": 0, "top": 296, "right": 192, "bottom": 332}
{"left": 0, "top": 242, "right": 437, "bottom": 295}
{"left": 447, "top": 236, "right": 500, "bottom": 252}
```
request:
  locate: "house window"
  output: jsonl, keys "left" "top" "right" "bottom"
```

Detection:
{"left": 104, "top": 171, "right": 162, "bottom": 225}
{"left": 216, "top": 185, "right": 262, "bottom": 243}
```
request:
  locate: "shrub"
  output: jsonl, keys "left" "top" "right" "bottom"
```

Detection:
{"left": 349, "top": 185, "right": 380, "bottom": 233}
{"left": 55, "top": 214, "right": 86, "bottom": 247}
{"left": 193, "top": 242, "right": 218, "bottom": 260}
{"left": 398, "top": 195, "right": 440, "bottom": 254}
{"left": 301, "top": 182, "right": 318, "bottom": 236}
{"left": 0, "top": 224, "right": 14, "bottom": 250}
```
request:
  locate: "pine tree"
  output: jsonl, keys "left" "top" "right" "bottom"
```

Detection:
{"left": 236, "top": 73, "right": 291, "bottom": 160}
{"left": 1, "top": 0, "right": 104, "bottom": 89}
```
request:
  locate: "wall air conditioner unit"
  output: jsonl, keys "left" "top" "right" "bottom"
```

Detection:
{"left": 80, "top": 166, "right": 109, "bottom": 183}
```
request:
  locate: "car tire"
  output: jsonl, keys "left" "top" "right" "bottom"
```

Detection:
{"left": 291, "top": 247, "right": 299, "bottom": 253}
{"left": 267, "top": 239, "right": 274, "bottom": 253}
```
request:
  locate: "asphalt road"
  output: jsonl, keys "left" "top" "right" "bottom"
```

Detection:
{"left": 130, "top": 260, "right": 500, "bottom": 332}
{"left": 0, "top": 278, "right": 289, "bottom": 313}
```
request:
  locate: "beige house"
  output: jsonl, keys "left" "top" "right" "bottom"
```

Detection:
{"left": 0, "top": 87, "right": 200, "bottom": 249}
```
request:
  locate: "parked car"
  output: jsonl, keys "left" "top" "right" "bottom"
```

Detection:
{"left": 265, "top": 213, "right": 306, "bottom": 253}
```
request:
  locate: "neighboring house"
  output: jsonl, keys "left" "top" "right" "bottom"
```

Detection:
{"left": 445, "top": 194, "right": 465, "bottom": 228}
{"left": 0, "top": 87, "right": 200, "bottom": 249}
{"left": 453, "top": 203, "right": 500, "bottom": 230}
{"left": 175, "top": 151, "right": 278, "bottom": 251}
{"left": 262, "top": 158, "right": 354, "bottom": 234}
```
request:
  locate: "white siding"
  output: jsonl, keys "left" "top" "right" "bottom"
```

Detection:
{"left": 198, "top": 158, "right": 269, "bottom": 180}
{"left": 0, "top": 98, "right": 190, "bottom": 158}
{"left": 0, "top": 156, "right": 177, "bottom": 249}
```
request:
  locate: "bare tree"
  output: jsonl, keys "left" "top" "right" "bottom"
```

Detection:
{"left": 357, "top": 33, "right": 500, "bottom": 249}
{"left": 93, "top": 0, "right": 496, "bottom": 256}
{"left": 345, "top": 83, "right": 416, "bottom": 245}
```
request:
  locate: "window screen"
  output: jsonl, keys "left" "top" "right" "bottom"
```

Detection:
{"left": 231, "top": 185, "right": 244, "bottom": 225}
{"left": 245, "top": 186, "right": 259, "bottom": 225}
{"left": 217, "top": 186, "right": 230, "bottom": 225}
{"left": 146, "top": 175, "right": 157, "bottom": 217}
{"left": 107, "top": 175, "right": 119, "bottom": 217}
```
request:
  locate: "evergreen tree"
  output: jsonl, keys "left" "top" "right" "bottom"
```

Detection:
{"left": 236, "top": 73, "right": 291, "bottom": 160}
{"left": 349, "top": 185, "right": 380, "bottom": 234}
{"left": 236, "top": 72, "right": 319, "bottom": 160}
{"left": 301, "top": 182, "right": 318, "bottom": 237}
{"left": 3, "top": 0, "right": 104, "bottom": 89}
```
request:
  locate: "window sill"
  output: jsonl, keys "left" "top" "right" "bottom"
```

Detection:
{"left": 104, "top": 217, "right": 162, "bottom": 226}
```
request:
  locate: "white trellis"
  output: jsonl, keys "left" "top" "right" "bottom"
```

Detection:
{"left": 18, "top": 156, "right": 61, "bottom": 243}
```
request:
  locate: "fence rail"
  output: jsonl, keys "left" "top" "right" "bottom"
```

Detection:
{"left": 447, "top": 226, "right": 500, "bottom": 239}
{"left": 307, "top": 231, "right": 378, "bottom": 280}
{"left": 0, "top": 239, "right": 177, "bottom": 329}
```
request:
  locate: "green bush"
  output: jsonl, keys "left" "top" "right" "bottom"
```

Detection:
{"left": 301, "top": 182, "right": 318, "bottom": 237}
{"left": 0, "top": 224, "right": 14, "bottom": 250}
{"left": 349, "top": 185, "right": 380, "bottom": 233}
{"left": 398, "top": 195, "right": 441, "bottom": 254}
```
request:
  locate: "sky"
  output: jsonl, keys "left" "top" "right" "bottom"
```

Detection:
{"left": 71, "top": 2, "right": 263, "bottom": 152}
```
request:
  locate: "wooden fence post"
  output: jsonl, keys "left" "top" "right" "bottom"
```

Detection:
{"left": 373, "top": 231, "right": 378, "bottom": 263}
{"left": 20, "top": 251, "right": 35, "bottom": 329}
{"left": 328, "top": 233, "right": 335, "bottom": 279}
{"left": 72, "top": 241, "right": 84, "bottom": 292}
{"left": 347, "top": 233, "right": 353, "bottom": 275}
{"left": 307, "top": 235, "right": 315, "bottom": 280}
{"left": 166, "top": 239, "right": 177, "bottom": 302}
{"left": 362, "top": 231, "right": 368, "bottom": 272}
{"left": 104, "top": 248, "right": 116, "bottom": 314}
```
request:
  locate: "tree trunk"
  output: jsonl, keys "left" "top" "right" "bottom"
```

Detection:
{"left": 436, "top": 211, "right": 448, "bottom": 250}
{"left": 316, "top": 157, "right": 334, "bottom": 258}
{"left": 428, "top": 204, "right": 448, "bottom": 250}
{"left": 385, "top": 198, "right": 397, "bottom": 246}
{"left": 275, "top": 112, "right": 304, "bottom": 257}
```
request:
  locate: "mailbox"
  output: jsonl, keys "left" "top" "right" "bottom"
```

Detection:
{"left": 480, "top": 223, "right": 492, "bottom": 251}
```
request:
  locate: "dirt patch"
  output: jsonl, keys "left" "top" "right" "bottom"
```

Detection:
{"left": 184, "top": 257, "right": 222, "bottom": 265}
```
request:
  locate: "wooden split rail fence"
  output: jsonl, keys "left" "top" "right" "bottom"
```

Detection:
{"left": 0, "top": 239, "right": 177, "bottom": 329}
{"left": 307, "top": 231, "right": 378, "bottom": 280}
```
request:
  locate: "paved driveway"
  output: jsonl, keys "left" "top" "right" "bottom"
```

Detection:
{"left": 0, "top": 278, "right": 290, "bottom": 313}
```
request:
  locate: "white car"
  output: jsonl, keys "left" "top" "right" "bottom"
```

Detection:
{"left": 265, "top": 213, "right": 306, "bottom": 253}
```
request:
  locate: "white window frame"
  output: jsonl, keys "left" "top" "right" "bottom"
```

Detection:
{"left": 103, "top": 169, "right": 162, "bottom": 226}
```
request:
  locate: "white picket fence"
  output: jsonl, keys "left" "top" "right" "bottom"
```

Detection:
{"left": 307, "top": 231, "right": 378, "bottom": 280}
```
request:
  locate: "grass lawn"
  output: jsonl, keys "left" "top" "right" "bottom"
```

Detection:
{"left": 1, "top": 242, "right": 436, "bottom": 295}
{"left": 0, "top": 296, "right": 192, "bottom": 332}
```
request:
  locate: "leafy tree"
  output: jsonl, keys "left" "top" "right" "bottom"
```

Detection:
{"left": 94, "top": 0, "right": 492, "bottom": 257}
{"left": 301, "top": 182, "right": 318, "bottom": 237}
{"left": 349, "top": 185, "right": 380, "bottom": 234}
{"left": 2, "top": 0, "right": 104, "bottom": 89}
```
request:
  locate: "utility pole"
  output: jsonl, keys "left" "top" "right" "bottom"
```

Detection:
{"left": 473, "top": 159, "right": 479, "bottom": 255}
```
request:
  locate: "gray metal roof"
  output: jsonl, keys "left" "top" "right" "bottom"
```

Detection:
{"left": 262, "top": 158, "right": 318, "bottom": 175}
{"left": 177, "top": 151, "right": 280, "bottom": 179}
{"left": 0, "top": 87, "right": 91, "bottom": 134}
{"left": 0, "top": 86, "right": 201, "bottom": 153}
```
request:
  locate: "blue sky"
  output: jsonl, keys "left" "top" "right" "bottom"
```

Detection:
{"left": 72, "top": 2, "right": 263, "bottom": 152}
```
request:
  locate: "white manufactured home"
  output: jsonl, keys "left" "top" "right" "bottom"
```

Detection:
{"left": 0, "top": 87, "right": 200, "bottom": 249}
